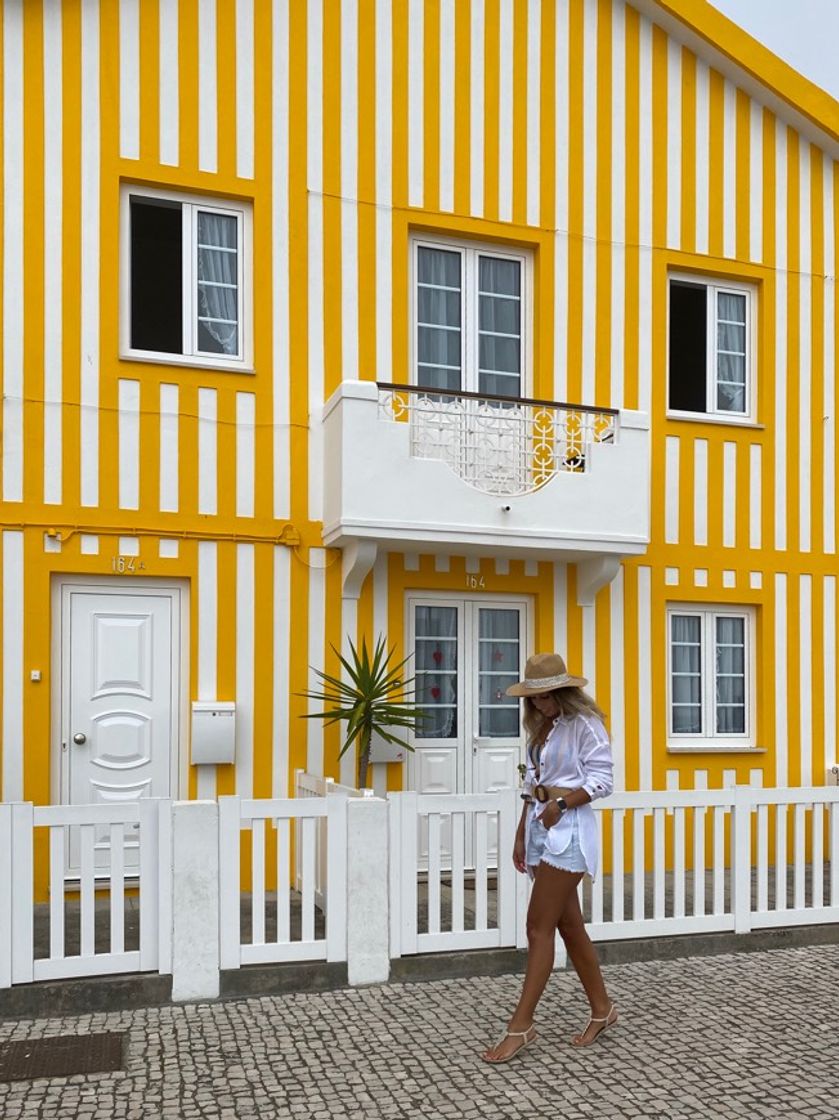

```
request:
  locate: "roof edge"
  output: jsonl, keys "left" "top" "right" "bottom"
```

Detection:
{"left": 651, "top": 0, "right": 839, "bottom": 146}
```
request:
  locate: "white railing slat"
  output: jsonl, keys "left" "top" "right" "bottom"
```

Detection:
{"left": 276, "top": 817, "right": 291, "bottom": 944}
{"left": 812, "top": 803, "right": 824, "bottom": 909}
{"left": 80, "top": 825, "right": 96, "bottom": 958}
{"left": 757, "top": 804, "right": 768, "bottom": 911}
{"left": 673, "top": 807, "right": 685, "bottom": 919}
{"left": 451, "top": 812, "right": 465, "bottom": 934}
{"left": 712, "top": 806, "right": 725, "bottom": 916}
{"left": 611, "top": 809, "right": 624, "bottom": 923}
{"left": 109, "top": 823, "right": 125, "bottom": 956}
{"left": 653, "top": 808, "right": 665, "bottom": 919}
{"left": 775, "top": 804, "right": 787, "bottom": 911}
{"left": 793, "top": 804, "right": 806, "bottom": 910}
{"left": 301, "top": 816, "right": 316, "bottom": 943}
{"left": 830, "top": 803, "right": 839, "bottom": 906}
{"left": 252, "top": 818, "right": 266, "bottom": 946}
{"left": 474, "top": 811, "right": 489, "bottom": 932}
{"left": 591, "top": 812, "right": 604, "bottom": 924}
{"left": 497, "top": 790, "right": 518, "bottom": 945}
{"left": 632, "top": 811, "right": 645, "bottom": 921}
{"left": 49, "top": 826, "right": 66, "bottom": 962}
{"left": 693, "top": 805, "right": 706, "bottom": 917}
{"left": 427, "top": 814, "right": 442, "bottom": 936}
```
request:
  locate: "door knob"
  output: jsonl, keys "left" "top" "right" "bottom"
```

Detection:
{"left": 72, "top": 732, "right": 87, "bottom": 745}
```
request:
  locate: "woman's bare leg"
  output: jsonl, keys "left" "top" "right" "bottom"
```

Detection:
{"left": 482, "top": 863, "right": 583, "bottom": 1062}
{"left": 557, "top": 887, "right": 617, "bottom": 1044}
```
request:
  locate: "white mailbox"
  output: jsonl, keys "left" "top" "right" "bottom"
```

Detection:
{"left": 368, "top": 731, "right": 408, "bottom": 765}
{"left": 828, "top": 764, "right": 839, "bottom": 787}
{"left": 191, "top": 702, "right": 236, "bottom": 765}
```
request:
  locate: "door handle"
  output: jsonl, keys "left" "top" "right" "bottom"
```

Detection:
{"left": 72, "top": 732, "right": 87, "bottom": 745}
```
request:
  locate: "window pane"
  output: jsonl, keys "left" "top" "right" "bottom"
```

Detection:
{"left": 716, "top": 616, "right": 746, "bottom": 735}
{"left": 717, "top": 377, "right": 746, "bottom": 413}
{"left": 418, "top": 286, "right": 461, "bottom": 328}
{"left": 669, "top": 282, "right": 707, "bottom": 413}
{"left": 672, "top": 675, "right": 701, "bottom": 704}
{"left": 415, "top": 639, "right": 457, "bottom": 672}
{"left": 416, "top": 673, "right": 457, "bottom": 706}
{"left": 479, "top": 641, "right": 519, "bottom": 672}
{"left": 671, "top": 615, "right": 702, "bottom": 736}
{"left": 672, "top": 706, "right": 702, "bottom": 734}
{"left": 478, "top": 609, "right": 519, "bottom": 738}
{"left": 479, "top": 294, "right": 520, "bottom": 335}
{"left": 479, "top": 372, "right": 521, "bottom": 398}
{"left": 416, "top": 366, "right": 461, "bottom": 392}
{"left": 418, "top": 246, "right": 461, "bottom": 288}
{"left": 416, "top": 707, "right": 457, "bottom": 739}
{"left": 480, "top": 708, "right": 519, "bottom": 737}
{"left": 716, "top": 706, "right": 745, "bottom": 734}
{"left": 717, "top": 322, "right": 746, "bottom": 354}
{"left": 130, "top": 197, "right": 183, "bottom": 354}
{"left": 479, "top": 256, "right": 520, "bottom": 296}
{"left": 717, "top": 291, "right": 746, "bottom": 325}
{"left": 479, "top": 335, "right": 521, "bottom": 374}
{"left": 418, "top": 324, "right": 461, "bottom": 367}
{"left": 196, "top": 211, "right": 239, "bottom": 356}
{"left": 415, "top": 607, "right": 458, "bottom": 740}
{"left": 479, "top": 676, "right": 519, "bottom": 705}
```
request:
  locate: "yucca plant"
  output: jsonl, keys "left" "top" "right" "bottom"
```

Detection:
{"left": 300, "top": 635, "right": 425, "bottom": 789}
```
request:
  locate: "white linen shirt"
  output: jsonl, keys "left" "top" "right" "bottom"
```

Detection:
{"left": 525, "top": 713, "right": 614, "bottom": 879}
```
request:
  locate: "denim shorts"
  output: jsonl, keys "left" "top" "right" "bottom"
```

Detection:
{"left": 526, "top": 811, "right": 587, "bottom": 874}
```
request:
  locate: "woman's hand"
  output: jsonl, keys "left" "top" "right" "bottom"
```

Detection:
{"left": 513, "top": 833, "right": 527, "bottom": 873}
{"left": 540, "top": 800, "right": 563, "bottom": 829}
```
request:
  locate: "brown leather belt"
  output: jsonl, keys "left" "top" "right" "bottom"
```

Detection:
{"left": 533, "top": 784, "right": 575, "bottom": 804}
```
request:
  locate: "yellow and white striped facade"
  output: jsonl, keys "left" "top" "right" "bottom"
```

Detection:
{"left": 1, "top": 0, "right": 838, "bottom": 813}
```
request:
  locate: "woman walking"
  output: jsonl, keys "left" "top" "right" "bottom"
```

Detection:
{"left": 482, "top": 652, "right": 617, "bottom": 1063}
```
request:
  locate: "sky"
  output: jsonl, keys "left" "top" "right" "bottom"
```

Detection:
{"left": 710, "top": 0, "right": 839, "bottom": 101}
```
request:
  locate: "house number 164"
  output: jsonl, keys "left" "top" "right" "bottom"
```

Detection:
{"left": 465, "top": 574, "right": 486, "bottom": 590}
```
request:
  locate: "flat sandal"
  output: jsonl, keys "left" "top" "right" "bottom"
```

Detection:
{"left": 571, "top": 1004, "right": 618, "bottom": 1047}
{"left": 481, "top": 1025, "right": 538, "bottom": 1064}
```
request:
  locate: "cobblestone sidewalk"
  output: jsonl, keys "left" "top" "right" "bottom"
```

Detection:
{"left": 1, "top": 942, "right": 838, "bottom": 1119}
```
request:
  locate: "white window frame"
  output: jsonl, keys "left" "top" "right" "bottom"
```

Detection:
{"left": 119, "top": 184, "right": 254, "bottom": 373}
{"left": 666, "top": 604, "right": 757, "bottom": 752}
{"left": 667, "top": 272, "right": 757, "bottom": 424}
{"left": 409, "top": 234, "right": 533, "bottom": 399}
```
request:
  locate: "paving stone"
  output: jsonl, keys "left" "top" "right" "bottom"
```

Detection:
{"left": 1, "top": 943, "right": 838, "bottom": 1117}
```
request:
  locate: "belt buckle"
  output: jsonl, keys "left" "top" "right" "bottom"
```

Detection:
{"left": 533, "top": 784, "right": 550, "bottom": 804}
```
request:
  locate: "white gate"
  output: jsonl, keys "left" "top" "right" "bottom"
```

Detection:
{"left": 0, "top": 799, "right": 170, "bottom": 987}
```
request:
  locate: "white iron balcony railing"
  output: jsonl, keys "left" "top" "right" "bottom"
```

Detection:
{"left": 377, "top": 382, "right": 619, "bottom": 497}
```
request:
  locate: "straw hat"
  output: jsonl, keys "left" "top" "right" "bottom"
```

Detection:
{"left": 505, "top": 652, "right": 588, "bottom": 696}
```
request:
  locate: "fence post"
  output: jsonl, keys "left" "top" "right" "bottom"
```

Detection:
{"left": 218, "top": 797, "right": 241, "bottom": 971}
{"left": 11, "top": 803, "right": 34, "bottom": 985}
{"left": 346, "top": 797, "right": 390, "bottom": 985}
{"left": 171, "top": 800, "right": 220, "bottom": 1000}
{"left": 0, "top": 804, "right": 12, "bottom": 988}
{"left": 732, "top": 785, "right": 753, "bottom": 934}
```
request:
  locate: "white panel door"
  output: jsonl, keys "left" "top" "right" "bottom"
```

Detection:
{"left": 60, "top": 583, "right": 181, "bottom": 871}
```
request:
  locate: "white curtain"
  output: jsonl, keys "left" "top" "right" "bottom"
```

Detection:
{"left": 415, "top": 606, "right": 458, "bottom": 739}
{"left": 716, "top": 292, "right": 746, "bottom": 412}
{"left": 671, "top": 615, "right": 702, "bottom": 734}
{"left": 477, "top": 608, "right": 520, "bottom": 738}
{"left": 196, "top": 211, "right": 239, "bottom": 355}
{"left": 715, "top": 616, "right": 746, "bottom": 733}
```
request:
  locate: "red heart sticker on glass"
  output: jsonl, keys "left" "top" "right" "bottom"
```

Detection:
{"left": 432, "top": 649, "right": 443, "bottom": 664}
{"left": 493, "top": 649, "right": 503, "bottom": 662}
{"left": 430, "top": 686, "right": 441, "bottom": 699}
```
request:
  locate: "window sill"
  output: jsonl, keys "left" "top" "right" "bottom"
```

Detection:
{"left": 119, "top": 350, "right": 255, "bottom": 375}
{"left": 666, "top": 411, "right": 764, "bottom": 430}
{"left": 666, "top": 744, "right": 766, "bottom": 754}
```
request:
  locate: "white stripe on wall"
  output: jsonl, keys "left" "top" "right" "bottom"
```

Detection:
{"left": 498, "top": 0, "right": 514, "bottom": 223}
{"left": 553, "top": 0, "right": 569, "bottom": 402}
{"left": 375, "top": 0, "right": 393, "bottom": 383}
{"left": 341, "top": 0, "right": 359, "bottom": 381}
{"left": 272, "top": 0, "right": 290, "bottom": 520}
{"left": 272, "top": 546, "right": 292, "bottom": 797}
{"left": 525, "top": 0, "right": 541, "bottom": 227}
{"left": 665, "top": 436, "right": 679, "bottom": 544}
{"left": 3, "top": 0, "right": 23, "bottom": 505}
{"left": 581, "top": 0, "right": 597, "bottom": 405}
{"left": 236, "top": 544, "right": 255, "bottom": 799}
{"left": 799, "top": 145, "right": 812, "bottom": 553}
{"left": 235, "top": 0, "right": 254, "bottom": 179}
{"left": 339, "top": 595, "right": 359, "bottom": 789}
{"left": 553, "top": 562, "right": 567, "bottom": 662}
{"left": 610, "top": 0, "right": 626, "bottom": 410}
{"left": 119, "top": 0, "right": 140, "bottom": 160}
{"left": 197, "top": 387, "right": 218, "bottom": 516}
{"left": 824, "top": 575, "right": 836, "bottom": 784}
{"left": 799, "top": 575, "right": 812, "bottom": 786}
{"left": 824, "top": 160, "right": 835, "bottom": 554}
{"left": 43, "top": 0, "right": 63, "bottom": 506}
{"left": 198, "top": 0, "right": 218, "bottom": 172}
{"left": 236, "top": 392, "right": 255, "bottom": 518}
{"left": 609, "top": 566, "right": 625, "bottom": 792}
{"left": 80, "top": 0, "right": 100, "bottom": 508}
{"left": 308, "top": 197, "right": 324, "bottom": 522}
{"left": 693, "top": 438, "right": 708, "bottom": 546}
{"left": 666, "top": 37, "right": 681, "bottom": 250}
{"left": 159, "top": 0, "right": 179, "bottom": 165}
{"left": 722, "top": 79, "right": 736, "bottom": 259}
{"left": 774, "top": 122, "right": 788, "bottom": 551}
{"left": 722, "top": 441, "right": 736, "bottom": 548}
{"left": 637, "top": 566, "right": 652, "bottom": 791}
{"left": 307, "top": 549, "right": 327, "bottom": 776}
{"left": 749, "top": 443, "right": 762, "bottom": 551}
{"left": 694, "top": 59, "right": 710, "bottom": 257}
{"left": 637, "top": 16, "right": 653, "bottom": 417}
{"left": 118, "top": 380, "right": 140, "bottom": 510}
{"left": 408, "top": 0, "right": 424, "bottom": 208}
{"left": 774, "top": 573, "right": 788, "bottom": 786}
{"left": 2, "top": 532, "right": 24, "bottom": 801}
{"left": 373, "top": 551, "right": 389, "bottom": 647}
{"left": 159, "top": 384, "right": 179, "bottom": 513}
{"left": 582, "top": 605, "right": 596, "bottom": 699}
{"left": 439, "top": 0, "right": 455, "bottom": 213}
{"left": 749, "top": 100, "right": 763, "bottom": 263}
{"left": 469, "top": 0, "right": 485, "bottom": 218}
{"left": 197, "top": 541, "right": 218, "bottom": 799}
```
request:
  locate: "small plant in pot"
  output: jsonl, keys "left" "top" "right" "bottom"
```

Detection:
{"left": 300, "top": 635, "right": 424, "bottom": 789}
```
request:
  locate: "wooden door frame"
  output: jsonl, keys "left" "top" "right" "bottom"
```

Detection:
{"left": 50, "top": 575, "right": 190, "bottom": 808}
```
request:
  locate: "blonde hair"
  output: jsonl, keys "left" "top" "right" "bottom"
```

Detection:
{"left": 522, "top": 686, "right": 607, "bottom": 742}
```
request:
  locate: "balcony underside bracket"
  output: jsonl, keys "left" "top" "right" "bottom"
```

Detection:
{"left": 342, "top": 539, "right": 378, "bottom": 601}
{"left": 576, "top": 555, "right": 622, "bottom": 607}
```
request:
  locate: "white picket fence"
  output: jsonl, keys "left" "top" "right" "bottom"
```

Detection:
{"left": 293, "top": 769, "right": 373, "bottom": 911}
{"left": 0, "top": 799, "right": 169, "bottom": 987}
{"left": 2, "top": 784, "right": 837, "bottom": 996}
{"left": 219, "top": 794, "right": 348, "bottom": 968}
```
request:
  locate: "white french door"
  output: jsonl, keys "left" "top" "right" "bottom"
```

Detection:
{"left": 407, "top": 596, "right": 528, "bottom": 798}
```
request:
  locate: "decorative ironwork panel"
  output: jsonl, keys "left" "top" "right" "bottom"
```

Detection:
{"left": 378, "top": 386, "right": 618, "bottom": 496}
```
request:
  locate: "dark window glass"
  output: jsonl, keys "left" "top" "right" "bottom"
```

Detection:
{"left": 669, "top": 281, "right": 707, "bottom": 413}
{"left": 130, "top": 197, "right": 182, "bottom": 354}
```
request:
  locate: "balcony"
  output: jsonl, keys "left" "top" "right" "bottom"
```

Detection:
{"left": 322, "top": 380, "right": 650, "bottom": 600}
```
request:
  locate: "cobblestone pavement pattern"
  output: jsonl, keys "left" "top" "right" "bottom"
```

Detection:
{"left": 1, "top": 943, "right": 838, "bottom": 1119}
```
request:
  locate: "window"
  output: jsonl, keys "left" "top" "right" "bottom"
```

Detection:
{"left": 412, "top": 237, "right": 530, "bottom": 399}
{"left": 120, "top": 185, "right": 252, "bottom": 371}
{"left": 668, "top": 275, "right": 755, "bottom": 421}
{"left": 667, "top": 606, "right": 755, "bottom": 749}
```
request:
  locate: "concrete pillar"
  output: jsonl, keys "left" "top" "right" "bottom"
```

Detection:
{"left": 171, "top": 800, "right": 220, "bottom": 1001}
{"left": 346, "top": 798, "right": 390, "bottom": 985}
